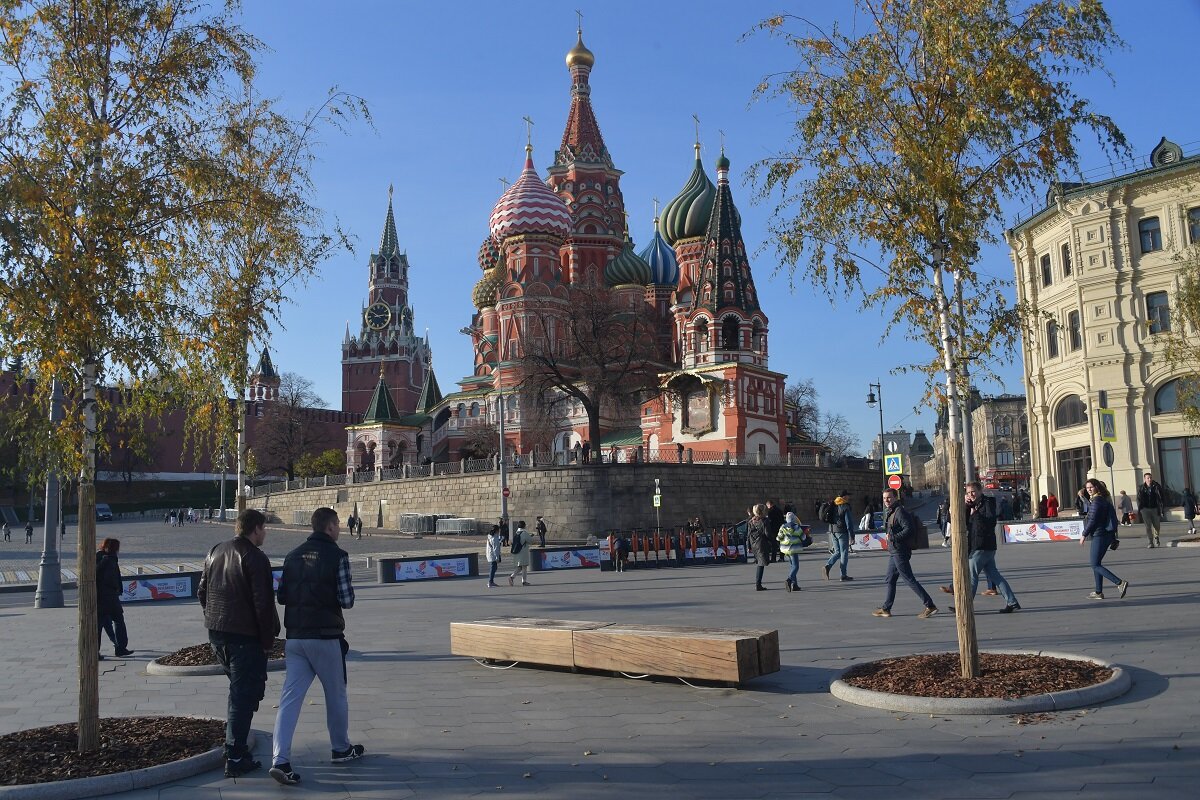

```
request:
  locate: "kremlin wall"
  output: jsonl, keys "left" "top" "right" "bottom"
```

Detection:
{"left": 256, "top": 462, "right": 880, "bottom": 540}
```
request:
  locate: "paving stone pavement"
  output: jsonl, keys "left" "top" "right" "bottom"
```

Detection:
{"left": 1, "top": 520, "right": 1197, "bottom": 798}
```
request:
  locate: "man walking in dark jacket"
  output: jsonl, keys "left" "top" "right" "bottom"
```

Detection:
{"left": 873, "top": 488, "right": 938, "bottom": 619}
{"left": 269, "top": 507, "right": 364, "bottom": 786}
{"left": 942, "top": 483, "right": 1020, "bottom": 614}
{"left": 1136, "top": 472, "right": 1165, "bottom": 548}
{"left": 198, "top": 509, "right": 280, "bottom": 778}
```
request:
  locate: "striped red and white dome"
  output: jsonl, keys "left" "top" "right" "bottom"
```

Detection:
{"left": 489, "top": 148, "right": 571, "bottom": 243}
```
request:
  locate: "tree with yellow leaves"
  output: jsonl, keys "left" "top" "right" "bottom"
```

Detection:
{"left": 0, "top": 0, "right": 362, "bottom": 751}
{"left": 752, "top": 0, "right": 1126, "bottom": 677}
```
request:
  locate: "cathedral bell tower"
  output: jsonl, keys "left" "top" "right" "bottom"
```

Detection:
{"left": 341, "top": 188, "right": 434, "bottom": 416}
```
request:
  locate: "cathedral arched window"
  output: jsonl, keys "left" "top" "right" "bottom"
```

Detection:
{"left": 469, "top": 402, "right": 480, "bottom": 418}
{"left": 694, "top": 319, "right": 709, "bottom": 353}
{"left": 752, "top": 320, "right": 764, "bottom": 351}
{"left": 721, "top": 316, "right": 740, "bottom": 350}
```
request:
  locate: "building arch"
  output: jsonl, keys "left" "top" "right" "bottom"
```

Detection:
{"left": 1053, "top": 395, "right": 1088, "bottom": 430}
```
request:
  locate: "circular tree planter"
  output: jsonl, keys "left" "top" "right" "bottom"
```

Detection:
{"left": 1169, "top": 536, "right": 1200, "bottom": 547}
{"left": 0, "top": 718, "right": 253, "bottom": 800}
{"left": 147, "top": 640, "right": 286, "bottom": 677}
{"left": 830, "top": 650, "right": 1130, "bottom": 715}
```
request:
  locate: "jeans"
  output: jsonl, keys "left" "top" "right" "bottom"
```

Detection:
{"left": 488, "top": 560, "right": 499, "bottom": 584}
{"left": 98, "top": 602, "right": 128, "bottom": 651}
{"left": 1088, "top": 532, "right": 1122, "bottom": 593}
{"left": 755, "top": 565, "right": 765, "bottom": 586}
{"left": 882, "top": 554, "right": 934, "bottom": 610}
{"left": 209, "top": 630, "right": 268, "bottom": 760}
{"left": 785, "top": 553, "right": 800, "bottom": 585}
{"left": 825, "top": 533, "right": 850, "bottom": 577}
{"left": 272, "top": 638, "right": 351, "bottom": 768}
{"left": 968, "top": 550, "right": 1018, "bottom": 606}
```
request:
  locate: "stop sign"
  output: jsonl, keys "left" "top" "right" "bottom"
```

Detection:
{"left": 887, "top": 474, "right": 903, "bottom": 490}
{"left": 502, "top": 487, "right": 511, "bottom": 498}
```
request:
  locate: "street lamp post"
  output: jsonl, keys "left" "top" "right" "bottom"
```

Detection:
{"left": 866, "top": 382, "right": 886, "bottom": 492}
{"left": 34, "top": 377, "right": 65, "bottom": 608}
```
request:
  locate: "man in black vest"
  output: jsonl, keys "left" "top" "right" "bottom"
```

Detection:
{"left": 268, "top": 507, "right": 363, "bottom": 786}
{"left": 198, "top": 508, "right": 280, "bottom": 778}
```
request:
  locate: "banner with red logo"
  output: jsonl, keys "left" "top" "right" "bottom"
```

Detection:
{"left": 1003, "top": 519, "right": 1084, "bottom": 543}
{"left": 394, "top": 557, "right": 471, "bottom": 581}
{"left": 120, "top": 576, "right": 194, "bottom": 602}
{"left": 538, "top": 548, "right": 602, "bottom": 570}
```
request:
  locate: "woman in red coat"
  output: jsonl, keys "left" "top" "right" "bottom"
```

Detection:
{"left": 1046, "top": 493, "right": 1060, "bottom": 518}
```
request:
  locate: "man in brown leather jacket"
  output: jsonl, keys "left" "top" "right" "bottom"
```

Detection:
{"left": 198, "top": 509, "right": 280, "bottom": 778}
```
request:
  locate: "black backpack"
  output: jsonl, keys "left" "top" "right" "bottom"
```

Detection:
{"left": 820, "top": 502, "right": 837, "bottom": 524}
{"left": 510, "top": 533, "right": 523, "bottom": 554}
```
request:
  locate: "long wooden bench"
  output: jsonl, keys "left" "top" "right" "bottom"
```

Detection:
{"left": 450, "top": 617, "right": 779, "bottom": 685}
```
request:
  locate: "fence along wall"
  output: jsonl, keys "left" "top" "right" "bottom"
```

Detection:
{"left": 258, "top": 464, "right": 881, "bottom": 540}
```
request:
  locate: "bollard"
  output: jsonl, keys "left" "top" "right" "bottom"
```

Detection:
{"left": 136, "top": 566, "right": 144, "bottom": 575}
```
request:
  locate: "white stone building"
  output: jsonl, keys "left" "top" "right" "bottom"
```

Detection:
{"left": 1006, "top": 137, "right": 1200, "bottom": 504}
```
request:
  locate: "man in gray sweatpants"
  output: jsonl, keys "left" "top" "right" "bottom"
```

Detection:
{"left": 269, "top": 507, "right": 364, "bottom": 786}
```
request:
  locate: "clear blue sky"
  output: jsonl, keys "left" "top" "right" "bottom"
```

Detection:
{"left": 235, "top": 0, "right": 1199, "bottom": 452}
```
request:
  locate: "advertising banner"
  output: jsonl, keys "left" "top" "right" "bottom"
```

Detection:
{"left": 1003, "top": 519, "right": 1085, "bottom": 543}
{"left": 393, "top": 557, "right": 471, "bottom": 581}
{"left": 272, "top": 568, "right": 282, "bottom": 592}
{"left": 851, "top": 532, "right": 890, "bottom": 551}
{"left": 120, "top": 576, "right": 193, "bottom": 602}
{"left": 538, "top": 548, "right": 602, "bottom": 570}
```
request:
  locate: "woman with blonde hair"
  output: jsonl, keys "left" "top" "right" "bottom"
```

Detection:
{"left": 747, "top": 504, "right": 770, "bottom": 591}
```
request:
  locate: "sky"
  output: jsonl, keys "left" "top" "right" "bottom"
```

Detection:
{"left": 234, "top": 0, "right": 1200, "bottom": 453}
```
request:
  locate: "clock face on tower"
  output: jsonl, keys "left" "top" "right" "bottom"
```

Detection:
{"left": 365, "top": 301, "right": 392, "bottom": 330}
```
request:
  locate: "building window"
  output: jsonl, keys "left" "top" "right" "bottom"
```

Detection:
{"left": 1056, "top": 446, "right": 1093, "bottom": 505}
{"left": 993, "top": 418, "right": 1011, "bottom": 437}
{"left": 1046, "top": 320, "right": 1059, "bottom": 359}
{"left": 1147, "top": 291, "right": 1170, "bottom": 334}
{"left": 1068, "top": 310, "right": 1082, "bottom": 351}
{"left": 1040, "top": 253, "right": 1052, "bottom": 287}
{"left": 1061, "top": 242, "right": 1072, "bottom": 277}
{"left": 1138, "top": 217, "right": 1162, "bottom": 253}
{"left": 1053, "top": 395, "right": 1088, "bottom": 429}
{"left": 1157, "top": 436, "right": 1200, "bottom": 506}
{"left": 1189, "top": 207, "right": 1200, "bottom": 244}
{"left": 1153, "top": 378, "right": 1196, "bottom": 415}
{"left": 995, "top": 447, "right": 1014, "bottom": 466}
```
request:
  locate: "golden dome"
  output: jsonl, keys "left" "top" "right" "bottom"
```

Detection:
{"left": 565, "top": 31, "right": 594, "bottom": 69}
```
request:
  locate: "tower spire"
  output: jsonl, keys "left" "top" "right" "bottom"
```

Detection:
{"left": 379, "top": 186, "right": 399, "bottom": 257}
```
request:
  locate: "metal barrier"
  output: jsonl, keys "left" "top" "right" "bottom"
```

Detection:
{"left": 436, "top": 518, "right": 479, "bottom": 535}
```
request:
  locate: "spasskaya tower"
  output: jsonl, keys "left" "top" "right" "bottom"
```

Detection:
{"left": 341, "top": 188, "right": 434, "bottom": 415}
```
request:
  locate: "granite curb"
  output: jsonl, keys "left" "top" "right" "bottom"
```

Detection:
{"left": 0, "top": 727, "right": 255, "bottom": 800}
{"left": 145, "top": 658, "right": 286, "bottom": 677}
{"left": 828, "top": 650, "right": 1131, "bottom": 715}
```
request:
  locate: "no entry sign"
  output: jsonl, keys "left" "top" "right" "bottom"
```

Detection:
{"left": 887, "top": 474, "right": 903, "bottom": 491}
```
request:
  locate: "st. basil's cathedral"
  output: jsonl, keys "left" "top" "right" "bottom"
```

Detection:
{"left": 336, "top": 30, "right": 812, "bottom": 473}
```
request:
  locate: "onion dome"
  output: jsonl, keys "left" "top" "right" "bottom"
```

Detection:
{"left": 637, "top": 222, "right": 679, "bottom": 286}
{"left": 489, "top": 145, "right": 572, "bottom": 243}
{"left": 605, "top": 232, "right": 652, "bottom": 287}
{"left": 659, "top": 143, "right": 716, "bottom": 245}
{"left": 565, "top": 29, "right": 594, "bottom": 69}
{"left": 472, "top": 264, "right": 504, "bottom": 309}
{"left": 477, "top": 235, "right": 500, "bottom": 271}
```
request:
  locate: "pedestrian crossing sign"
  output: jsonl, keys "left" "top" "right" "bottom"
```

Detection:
{"left": 884, "top": 454, "right": 904, "bottom": 475}
{"left": 1098, "top": 409, "right": 1117, "bottom": 442}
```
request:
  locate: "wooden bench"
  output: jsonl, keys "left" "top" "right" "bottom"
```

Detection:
{"left": 450, "top": 617, "right": 779, "bottom": 684}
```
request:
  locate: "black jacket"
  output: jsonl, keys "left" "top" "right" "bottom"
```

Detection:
{"left": 278, "top": 532, "right": 348, "bottom": 639}
{"left": 885, "top": 503, "right": 917, "bottom": 558}
{"left": 96, "top": 552, "right": 124, "bottom": 612}
{"left": 1136, "top": 480, "right": 1164, "bottom": 512}
{"left": 199, "top": 536, "right": 280, "bottom": 650}
{"left": 965, "top": 496, "right": 998, "bottom": 552}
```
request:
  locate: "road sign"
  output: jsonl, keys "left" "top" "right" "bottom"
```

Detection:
{"left": 1098, "top": 409, "right": 1117, "bottom": 442}
{"left": 884, "top": 454, "right": 904, "bottom": 475}
{"left": 502, "top": 487, "right": 510, "bottom": 498}
{"left": 652, "top": 495, "right": 661, "bottom": 508}
{"left": 1103, "top": 442, "right": 1115, "bottom": 468}
{"left": 887, "top": 474, "right": 903, "bottom": 490}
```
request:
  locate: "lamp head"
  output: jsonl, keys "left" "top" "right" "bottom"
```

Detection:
{"left": 866, "top": 390, "right": 877, "bottom": 408}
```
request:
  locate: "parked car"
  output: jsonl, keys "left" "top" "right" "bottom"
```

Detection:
{"left": 95, "top": 503, "right": 113, "bottom": 521}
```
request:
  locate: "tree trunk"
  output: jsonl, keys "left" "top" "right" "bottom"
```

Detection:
{"left": 587, "top": 406, "right": 602, "bottom": 463}
{"left": 77, "top": 362, "right": 100, "bottom": 751}
{"left": 947, "top": 440, "right": 979, "bottom": 677}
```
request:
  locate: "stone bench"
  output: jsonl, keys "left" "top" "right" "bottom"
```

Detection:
{"left": 450, "top": 616, "right": 779, "bottom": 684}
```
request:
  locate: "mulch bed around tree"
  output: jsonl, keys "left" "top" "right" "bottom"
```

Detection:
{"left": 0, "top": 717, "right": 223, "bottom": 786}
{"left": 842, "top": 652, "right": 1112, "bottom": 699}
{"left": 156, "top": 638, "right": 285, "bottom": 667}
